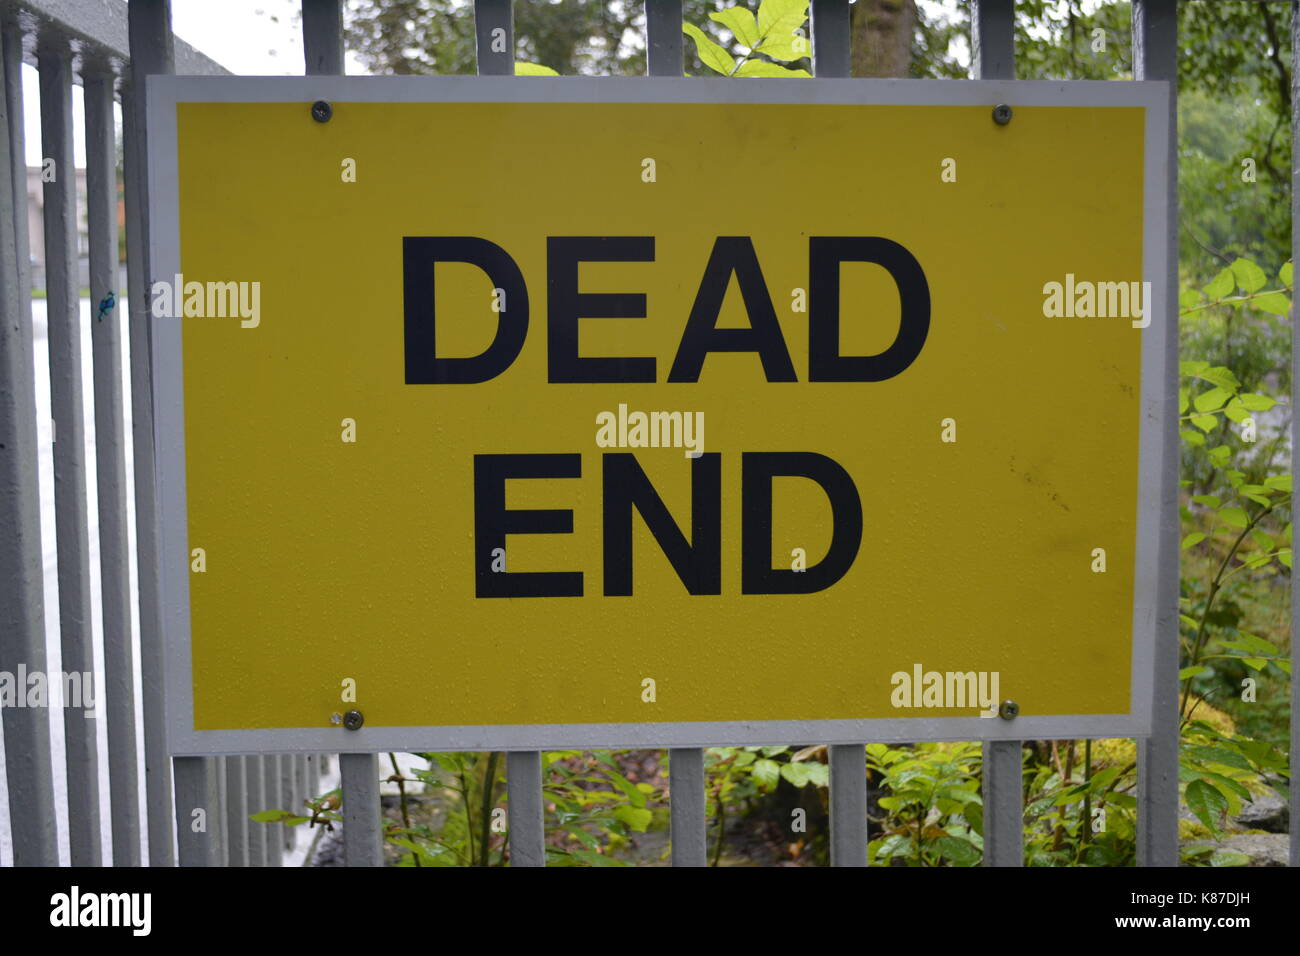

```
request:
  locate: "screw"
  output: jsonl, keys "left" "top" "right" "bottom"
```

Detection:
{"left": 992, "top": 104, "right": 1013, "bottom": 126}
{"left": 343, "top": 709, "right": 364, "bottom": 730}
{"left": 998, "top": 699, "right": 1019, "bottom": 720}
{"left": 311, "top": 100, "right": 333, "bottom": 123}
{"left": 329, "top": 712, "right": 342, "bottom": 726}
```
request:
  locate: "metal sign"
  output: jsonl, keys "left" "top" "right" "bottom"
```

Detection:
{"left": 149, "top": 76, "right": 1169, "bottom": 754}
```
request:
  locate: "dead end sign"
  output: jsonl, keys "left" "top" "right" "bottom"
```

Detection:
{"left": 148, "top": 76, "right": 1170, "bottom": 755}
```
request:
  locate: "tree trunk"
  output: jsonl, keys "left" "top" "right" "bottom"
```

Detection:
{"left": 850, "top": 0, "right": 917, "bottom": 78}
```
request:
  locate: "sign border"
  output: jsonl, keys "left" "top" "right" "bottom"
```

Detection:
{"left": 148, "top": 75, "right": 1170, "bottom": 755}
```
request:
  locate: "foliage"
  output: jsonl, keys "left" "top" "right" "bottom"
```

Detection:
{"left": 682, "top": 0, "right": 812, "bottom": 77}
{"left": 867, "top": 742, "right": 983, "bottom": 866}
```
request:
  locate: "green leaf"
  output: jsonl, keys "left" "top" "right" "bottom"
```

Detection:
{"left": 756, "top": 29, "right": 812, "bottom": 63}
{"left": 1237, "top": 393, "right": 1277, "bottom": 411}
{"left": 1218, "top": 507, "right": 1248, "bottom": 529}
{"left": 1221, "top": 398, "right": 1249, "bottom": 423}
{"left": 1185, "top": 745, "right": 1253, "bottom": 772}
{"left": 1281, "top": 261, "right": 1293, "bottom": 288}
{"left": 1179, "top": 288, "right": 1202, "bottom": 311}
{"left": 1181, "top": 360, "right": 1210, "bottom": 375}
{"left": 612, "top": 805, "right": 652, "bottom": 832}
{"left": 1190, "top": 414, "right": 1218, "bottom": 433}
{"left": 1250, "top": 529, "right": 1275, "bottom": 551}
{"left": 1252, "top": 291, "right": 1290, "bottom": 315}
{"left": 1203, "top": 267, "right": 1234, "bottom": 299}
{"left": 1197, "top": 366, "right": 1240, "bottom": 390}
{"left": 1191, "top": 495, "right": 1221, "bottom": 508}
{"left": 1264, "top": 475, "right": 1291, "bottom": 491}
{"left": 1278, "top": 549, "right": 1292, "bottom": 568}
{"left": 1184, "top": 778, "right": 1228, "bottom": 833}
{"left": 1180, "top": 532, "right": 1206, "bottom": 550}
{"left": 1230, "top": 257, "right": 1267, "bottom": 294}
{"left": 751, "top": 758, "right": 781, "bottom": 788}
{"left": 514, "top": 62, "right": 559, "bottom": 76}
{"left": 780, "top": 761, "right": 814, "bottom": 787}
{"left": 1178, "top": 386, "right": 1189, "bottom": 413}
{"left": 1179, "top": 665, "right": 1212, "bottom": 679}
{"left": 1182, "top": 429, "right": 1206, "bottom": 447}
{"left": 708, "top": 7, "right": 760, "bottom": 48}
{"left": 757, "top": 0, "right": 809, "bottom": 37}
{"left": 934, "top": 835, "right": 980, "bottom": 866}
{"left": 1193, "top": 387, "right": 1229, "bottom": 412}
{"left": 682, "top": 23, "right": 736, "bottom": 75}
{"left": 734, "top": 59, "right": 811, "bottom": 77}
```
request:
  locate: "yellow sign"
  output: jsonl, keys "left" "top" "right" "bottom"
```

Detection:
{"left": 152, "top": 78, "right": 1167, "bottom": 753}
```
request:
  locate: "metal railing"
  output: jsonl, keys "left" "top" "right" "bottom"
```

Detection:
{"left": 0, "top": 0, "right": 1293, "bottom": 868}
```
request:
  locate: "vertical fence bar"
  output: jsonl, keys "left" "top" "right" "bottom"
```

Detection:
{"left": 970, "top": 0, "right": 1015, "bottom": 80}
{"left": 85, "top": 65, "right": 142, "bottom": 867}
{"left": 1292, "top": 0, "right": 1300, "bottom": 871}
{"left": 668, "top": 747, "right": 706, "bottom": 866}
{"left": 245, "top": 754, "right": 267, "bottom": 865}
{"left": 829, "top": 745, "right": 866, "bottom": 866}
{"left": 175, "top": 755, "right": 220, "bottom": 865}
{"left": 1133, "top": 0, "right": 1179, "bottom": 869}
{"left": 646, "top": 0, "right": 683, "bottom": 76}
{"left": 809, "top": 0, "right": 850, "bottom": 78}
{"left": 280, "top": 752, "right": 297, "bottom": 852}
{"left": 506, "top": 750, "right": 544, "bottom": 866}
{"left": 340, "top": 752, "right": 383, "bottom": 866}
{"left": 307, "top": 753, "right": 321, "bottom": 799}
{"left": 981, "top": 739, "right": 1023, "bottom": 866}
{"left": 225, "top": 754, "right": 248, "bottom": 866}
{"left": 264, "top": 754, "right": 283, "bottom": 865}
{"left": 474, "top": 0, "right": 514, "bottom": 76}
{"left": 0, "top": 15, "right": 59, "bottom": 867}
{"left": 302, "top": 0, "right": 344, "bottom": 75}
{"left": 39, "top": 36, "right": 103, "bottom": 867}
{"left": 126, "top": 0, "right": 178, "bottom": 866}
{"left": 971, "top": 0, "right": 1023, "bottom": 867}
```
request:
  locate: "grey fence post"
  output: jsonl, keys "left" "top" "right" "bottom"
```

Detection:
{"left": 646, "top": 0, "right": 683, "bottom": 76}
{"left": 225, "top": 755, "right": 248, "bottom": 866}
{"left": 302, "top": 0, "right": 344, "bottom": 75}
{"left": 39, "top": 35, "right": 102, "bottom": 867}
{"left": 507, "top": 750, "right": 544, "bottom": 866}
{"left": 264, "top": 754, "right": 283, "bottom": 865}
{"left": 474, "top": 0, "right": 514, "bottom": 76}
{"left": 668, "top": 747, "right": 706, "bottom": 866}
{"left": 1133, "top": 0, "right": 1180, "bottom": 869}
{"left": 809, "top": 0, "right": 850, "bottom": 78}
{"left": 85, "top": 63, "right": 143, "bottom": 867}
{"left": 175, "top": 755, "right": 221, "bottom": 865}
{"left": 245, "top": 754, "right": 268, "bottom": 865}
{"left": 340, "top": 752, "right": 383, "bottom": 866}
{"left": 0, "top": 13, "right": 59, "bottom": 868}
{"left": 125, "top": 0, "right": 178, "bottom": 867}
{"left": 971, "top": 0, "right": 1023, "bottom": 868}
{"left": 1292, "top": 0, "right": 1300, "bottom": 871}
{"left": 829, "top": 745, "right": 867, "bottom": 866}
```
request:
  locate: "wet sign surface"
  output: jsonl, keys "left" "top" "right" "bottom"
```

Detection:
{"left": 149, "top": 76, "right": 1168, "bottom": 754}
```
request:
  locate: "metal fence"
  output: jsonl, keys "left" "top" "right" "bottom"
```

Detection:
{"left": 0, "top": 0, "right": 1294, "bottom": 867}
